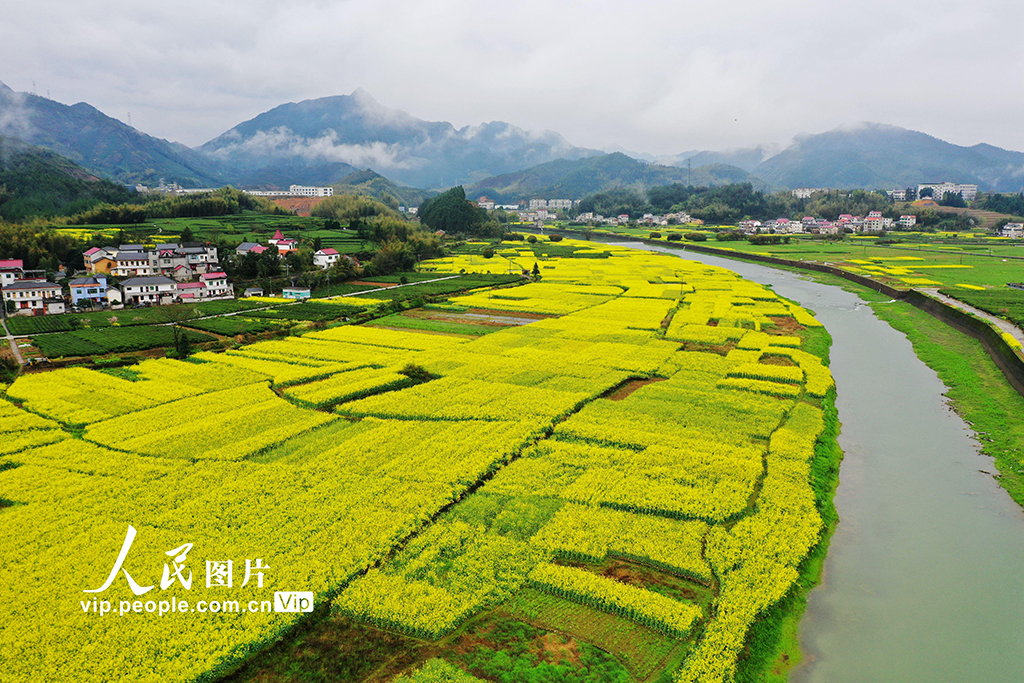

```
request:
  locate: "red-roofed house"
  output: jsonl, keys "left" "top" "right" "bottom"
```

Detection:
{"left": 198, "top": 271, "right": 233, "bottom": 299}
{"left": 314, "top": 248, "right": 341, "bottom": 269}
{"left": 1, "top": 259, "right": 24, "bottom": 287}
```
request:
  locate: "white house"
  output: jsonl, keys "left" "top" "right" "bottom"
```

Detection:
{"left": 199, "top": 272, "right": 233, "bottom": 299}
{"left": 0, "top": 259, "right": 24, "bottom": 287}
{"left": 112, "top": 250, "right": 157, "bottom": 277}
{"left": 1002, "top": 223, "right": 1024, "bottom": 239}
{"left": 314, "top": 248, "right": 341, "bottom": 269}
{"left": 2, "top": 279, "right": 62, "bottom": 315}
{"left": 900, "top": 215, "right": 918, "bottom": 228}
{"left": 118, "top": 276, "right": 178, "bottom": 306}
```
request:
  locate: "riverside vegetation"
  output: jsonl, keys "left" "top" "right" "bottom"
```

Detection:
{"left": 0, "top": 240, "right": 840, "bottom": 683}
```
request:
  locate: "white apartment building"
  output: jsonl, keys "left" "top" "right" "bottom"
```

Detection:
{"left": 918, "top": 182, "right": 978, "bottom": 202}
{"left": 288, "top": 185, "right": 334, "bottom": 197}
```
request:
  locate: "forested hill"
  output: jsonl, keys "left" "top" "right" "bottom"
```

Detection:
{"left": 0, "top": 135, "right": 137, "bottom": 221}
{"left": 463, "top": 153, "right": 764, "bottom": 203}
{"left": 0, "top": 81, "right": 224, "bottom": 188}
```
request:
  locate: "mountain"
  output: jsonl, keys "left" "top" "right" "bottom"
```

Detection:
{"left": 653, "top": 146, "right": 776, "bottom": 174}
{"left": 463, "top": 153, "right": 764, "bottom": 203}
{"left": 751, "top": 123, "right": 1024, "bottom": 191}
{"left": 0, "top": 135, "right": 137, "bottom": 221}
{"left": 197, "top": 89, "right": 601, "bottom": 190}
{"left": 0, "top": 81, "right": 224, "bottom": 188}
{"left": 330, "top": 169, "right": 433, "bottom": 207}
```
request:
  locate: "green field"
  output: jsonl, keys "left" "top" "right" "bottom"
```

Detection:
{"left": 54, "top": 214, "right": 367, "bottom": 252}
{"left": 937, "top": 286, "right": 1024, "bottom": 327}
{"left": 5, "top": 300, "right": 267, "bottom": 335}
{"left": 30, "top": 325, "right": 215, "bottom": 357}
{"left": 587, "top": 228, "right": 1024, "bottom": 292}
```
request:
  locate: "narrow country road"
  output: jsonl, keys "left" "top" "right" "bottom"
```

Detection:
{"left": 1, "top": 317, "right": 25, "bottom": 366}
{"left": 919, "top": 288, "right": 1024, "bottom": 347}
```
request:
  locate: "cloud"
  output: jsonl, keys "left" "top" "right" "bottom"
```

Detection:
{"left": 207, "top": 126, "right": 424, "bottom": 171}
{"left": 0, "top": 0, "right": 1022, "bottom": 154}
{"left": 0, "top": 87, "right": 33, "bottom": 141}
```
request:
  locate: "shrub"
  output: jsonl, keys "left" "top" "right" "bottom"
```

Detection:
{"left": 716, "top": 230, "right": 745, "bottom": 241}
{"left": 527, "top": 235, "right": 538, "bottom": 244}
{"left": 548, "top": 234, "right": 563, "bottom": 242}
{"left": 398, "top": 363, "right": 436, "bottom": 383}
{"left": 684, "top": 232, "right": 707, "bottom": 242}
{"left": 666, "top": 233, "right": 682, "bottom": 241}
{"left": 482, "top": 247, "right": 495, "bottom": 258}
{"left": 649, "top": 232, "right": 662, "bottom": 239}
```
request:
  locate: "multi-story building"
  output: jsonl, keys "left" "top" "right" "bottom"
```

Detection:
{"left": 288, "top": 185, "right": 334, "bottom": 197}
{"left": 918, "top": 182, "right": 978, "bottom": 202}
{"left": 0, "top": 259, "right": 24, "bottom": 287}
{"left": 2, "top": 279, "right": 62, "bottom": 315}
{"left": 68, "top": 276, "right": 108, "bottom": 306}
{"left": 115, "top": 276, "right": 178, "bottom": 306}
{"left": 792, "top": 188, "right": 826, "bottom": 199}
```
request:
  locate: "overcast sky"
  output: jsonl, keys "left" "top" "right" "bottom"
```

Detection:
{"left": 2, "top": 0, "right": 1023, "bottom": 154}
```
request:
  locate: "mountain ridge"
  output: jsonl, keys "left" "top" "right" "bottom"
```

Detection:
{"left": 3, "top": 80, "right": 1024, "bottom": 196}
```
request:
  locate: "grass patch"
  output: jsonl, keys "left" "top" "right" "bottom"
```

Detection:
{"left": 506, "top": 588, "right": 684, "bottom": 681}
{"left": 31, "top": 326, "right": 215, "bottom": 357}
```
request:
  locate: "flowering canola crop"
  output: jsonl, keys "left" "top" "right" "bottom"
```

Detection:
{"left": 1, "top": 239, "right": 835, "bottom": 683}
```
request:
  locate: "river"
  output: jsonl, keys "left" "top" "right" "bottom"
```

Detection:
{"left": 610, "top": 242, "right": 1024, "bottom": 682}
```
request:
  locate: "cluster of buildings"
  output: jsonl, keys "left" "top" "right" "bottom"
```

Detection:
{"left": 574, "top": 211, "right": 695, "bottom": 227}
{"left": 1, "top": 241, "right": 237, "bottom": 317}
{"left": 739, "top": 212, "right": 918, "bottom": 235}
{"left": 793, "top": 183, "right": 979, "bottom": 203}
{"left": 84, "top": 242, "right": 221, "bottom": 281}
{"left": 236, "top": 230, "right": 345, "bottom": 270}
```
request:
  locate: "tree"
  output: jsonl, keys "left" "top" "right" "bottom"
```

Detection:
{"left": 417, "top": 186, "right": 498, "bottom": 237}
{"left": 940, "top": 191, "right": 966, "bottom": 208}
{"left": 919, "top": 187, "right": 934, "bottom": 198}
{"left": 180, "top": 226, "right": 194, "bottom": 243}
{"left": 158, "top": 305, "right": 196, "bottom": 358}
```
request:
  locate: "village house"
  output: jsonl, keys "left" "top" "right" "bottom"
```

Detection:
{"left": 268, "top": 230, "right": 299, "bottom": 255}
{"left": 113, "top": 275, "right": 178, "bottom": 306}
{"left": 1, "top": 259, "right": 24, "bottom": 286}
{"left": 2, "top": 279, "right": 63, "bottom": 315}
{"left": 84, "top": 247, "right": 117, "bottom": 275}
{"left": 68, "top": 276, "right": 108, "bottom": 307}
{"left": 313, "top": 248, "right": 341, "bottom": 269}
{"left": 1002, "top": 223, "right": 1024, "bottom": 239}
{"left": 235, "top": 242, "right": 269, "bottom": 257}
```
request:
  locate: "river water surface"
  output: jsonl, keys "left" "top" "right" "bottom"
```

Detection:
{"left": 611, "top": 242, "right": 1024, "bottom": 682}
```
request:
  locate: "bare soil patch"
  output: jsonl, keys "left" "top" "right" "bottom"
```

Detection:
{"left": 604, "top": 377, "right": 667, "bottom": 401}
